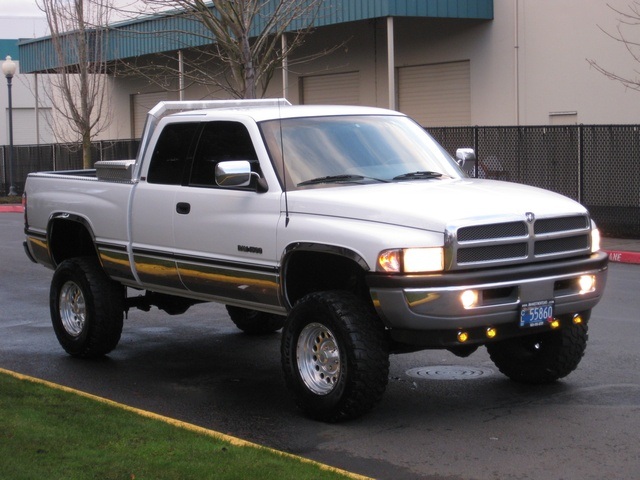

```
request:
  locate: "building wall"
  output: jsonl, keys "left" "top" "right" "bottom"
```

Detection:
{"left": 516, "top": 0, "right": 640, "bottom": 125}
{"left": 0, "top": 58, "right": 54, "bottom": 146}
{"left": 42, "top": 0, "right": 640, "bottom": 141}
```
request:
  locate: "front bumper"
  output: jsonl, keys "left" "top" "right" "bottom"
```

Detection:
{"left": 367, "top": 252, "right": 608, "bottom": 346}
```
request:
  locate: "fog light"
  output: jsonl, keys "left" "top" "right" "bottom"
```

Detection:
{"left": 461, "top": 289, "right": 479, "bottom": 309}
{"left": 457, "top": 331, "right": 469, "bottom": 343}
{"left": 573, "top": 314, "right": 583, "bottom": 325}
{"left": 579, "top": 275, "right": 596, "bottom": 294}
{"left": 550, "top": 319, "right": 561, "bottom": 329}
{"left": 486, "top": 327, "right": 497, "bottom": 339}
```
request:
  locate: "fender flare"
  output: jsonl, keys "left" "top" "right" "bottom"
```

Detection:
{"left": 47, "top": 212, "right": 99, "bottom": 267}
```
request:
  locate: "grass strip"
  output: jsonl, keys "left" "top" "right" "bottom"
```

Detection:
{"left": 0, "top": 370, "right": 363, "bottom": 480}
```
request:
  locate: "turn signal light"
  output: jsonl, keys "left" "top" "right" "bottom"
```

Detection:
{"left": 573, "top": 314, "right": 583, "bottom": 325}
{"left": 457, "top": 331, "right": 469, "bottom": 343}
{"left": 486, "top": 327, "right": 497, "bottom": 339}
{"left": 550, "top": 319, "right": 561, "bottom": 329}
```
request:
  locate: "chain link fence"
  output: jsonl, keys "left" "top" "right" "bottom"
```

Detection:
{"left": 2, "top": 126, "right": 639, "bottom": 238}
{"left": 0, "top": 140, "right": 140, "bottom": 197}
{"left": 429, "top": 125, "right": 640, "bottom": 238}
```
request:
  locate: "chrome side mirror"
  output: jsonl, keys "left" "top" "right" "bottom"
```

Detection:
{"left": 455, "top": 148, "right": 476, "bottom": 168}
{"left": 215, "top": 160, "right": 268, "bottom": 192}
{"left": 215, "top": 160, "right": 253, "bottom": 187}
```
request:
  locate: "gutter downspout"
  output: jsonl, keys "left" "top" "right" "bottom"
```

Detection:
{"left": 178, "top": 50, "right": 184, "bottom": 101}
{"left": 387, "top": 16, "right": 396, "bottom": 110}
{"left": 35, "top": 73, "right": 40, "bottom": 145}
{"left": 514, "top": 1, "right": 520, "bottom": 125}
{"left": 282, "top": 34, "right": 288, "bottom": 100}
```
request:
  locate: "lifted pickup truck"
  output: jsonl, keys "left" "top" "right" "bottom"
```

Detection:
{"left": 24, "top": 99, "right": 608, "bottom": 421}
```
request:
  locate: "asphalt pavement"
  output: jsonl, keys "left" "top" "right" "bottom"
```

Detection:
{"left": 2, "top": 204, "right": 639, "bottom": 480}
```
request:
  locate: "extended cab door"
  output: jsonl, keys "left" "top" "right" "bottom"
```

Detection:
{"left": 171, "top": 120, "right": 282, "bottom": 310}
{"left": 130, "top": 121, "right": 200, "bottom": 291}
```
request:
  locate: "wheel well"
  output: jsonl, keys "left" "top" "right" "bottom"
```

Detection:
{"left": 283, "top": 250, "right": 370, "bottom": 308}
{"left": 49, "top": 219, "right": 98, "bottom": 266}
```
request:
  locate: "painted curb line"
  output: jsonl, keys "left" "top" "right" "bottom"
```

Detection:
{"left": 0, "top": 205, "right": 23, "bottom": 213}
{"left": 603, "top": 250, "right": 640, "bottom": 264}
{"left": 0, "top": 367, "right": 371, "bottom": 480}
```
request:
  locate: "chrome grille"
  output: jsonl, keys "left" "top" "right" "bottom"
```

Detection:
{"left": 534, "top": 216, "right": 589, "bottom": 234}
{"left": 448, "top": 214, "right": 592, "bottom": 270}
{"left": 457, "top": 221, "right": 527, "bottom": 241}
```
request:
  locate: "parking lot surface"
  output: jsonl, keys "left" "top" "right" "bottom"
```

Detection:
{"left": 2, "top": 212, "right": 639, "bottom": 479}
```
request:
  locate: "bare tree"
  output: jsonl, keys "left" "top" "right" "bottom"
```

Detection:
{"left": 130, "top": 0, "right": 330, "bottom": 99}
{"left": 38, "top": 0, "right": 114, "bottom": 168}
{"left": 588, "top": 1, "right": 640, "bottom": 92}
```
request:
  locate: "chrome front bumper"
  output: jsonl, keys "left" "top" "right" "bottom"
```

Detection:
{"left": 368, "top": 252, "right": 608, "bottom": 333}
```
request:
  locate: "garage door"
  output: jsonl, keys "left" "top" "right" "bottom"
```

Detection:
{"left": 131, "top": 91, "right": 178, "bottom": 138}
{"left": 300, "top": 71, "right": 360, "bottom": 105}
{"left": 398, "top": 61, "right": 470, "bottom": 127}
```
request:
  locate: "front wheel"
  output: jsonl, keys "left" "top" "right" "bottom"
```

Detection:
{"left": 50, "top": 257, "right": 124, "bottom": 358}
{"left": 487, "top": 320, "right": 588, "bottom": 384}
{"left": 281, "top": 291, "right": 389, "bottom": 422}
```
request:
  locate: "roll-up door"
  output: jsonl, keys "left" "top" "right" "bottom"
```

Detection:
{"left": 398, "top": 61, "right": 470, "bottom": 127}
{"left": 131, "top": 91, "right": 178, "bottom": 138}
{"left": 300, "top": 71, "right": 360, "bottom": 105}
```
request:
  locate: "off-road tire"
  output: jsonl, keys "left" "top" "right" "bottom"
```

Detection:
{"left": 487, "top": 320, "right": 588, "bottom": 384}
{"left": 226, "top": 306, "right": 285, "bottom": 334}
{"left": 281, "top": 291, "right": 389, "bottom": 422}
{"left": 50, "top": 257, "right": 124, "bottom": 358}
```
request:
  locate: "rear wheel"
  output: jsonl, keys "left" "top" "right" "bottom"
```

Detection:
{"left": 281, "top": 291, "right": 389, "bottom": 422}
{"left": 50, "top": 257, "right": 124, "bottom": 358}
{"left": 487, "top": 320, "right": 588, "bottom": 384}
{"left": 226, "top": 306, "right": 285, "bottom": 334}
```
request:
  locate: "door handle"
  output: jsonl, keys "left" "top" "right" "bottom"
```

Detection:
{"left": 176, "top": 202, "right": 191, "bottom": 215}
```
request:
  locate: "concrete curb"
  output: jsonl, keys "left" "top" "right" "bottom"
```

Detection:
{"left": 603, "top": 250, "right": 640, "bottom": 264}
{"left": 0, "top": 205, "right": 22, "bottom": 213}
{"left": 0, "top": 367, "right": 372, "bottom": 480}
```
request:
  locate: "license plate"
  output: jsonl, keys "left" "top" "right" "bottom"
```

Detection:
{"left": 520, "top": 300, "right": 554, "bottom": 328}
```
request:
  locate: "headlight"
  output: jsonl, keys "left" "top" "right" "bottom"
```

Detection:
{"left": 591, "top": 227, "right": 601, "bottom": 253}
{"left": 377, "top": 247, "right": 444, "bottom": 273}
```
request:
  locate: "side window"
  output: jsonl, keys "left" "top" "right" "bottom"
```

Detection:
{"left": 189, "top": 121, "right": 258, "bottom": 187}
{"left": 147, "top": 123, "right": 199, "bottom": 185}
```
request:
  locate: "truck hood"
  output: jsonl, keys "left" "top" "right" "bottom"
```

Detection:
{"left": 286, "top": 179, "right": 588, "bottom": 232}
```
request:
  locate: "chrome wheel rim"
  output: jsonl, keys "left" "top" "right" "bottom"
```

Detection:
{"left": 59, "top": 281, "right": 86, "bottom": 337}
{"left": 296, "top": 322, "right": 341, "bottom": 395}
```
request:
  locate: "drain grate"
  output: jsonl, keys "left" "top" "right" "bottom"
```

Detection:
{"left": 406, "top": 365, "right": 494, "bottom": 381}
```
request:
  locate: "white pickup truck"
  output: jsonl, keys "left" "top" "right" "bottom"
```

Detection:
{"left": 24, "top": 99, "right": 608, "bottom": 421}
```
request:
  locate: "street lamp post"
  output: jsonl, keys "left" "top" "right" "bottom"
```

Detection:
{"left": 2, "top": 55, "right": 17, "bottom": 196}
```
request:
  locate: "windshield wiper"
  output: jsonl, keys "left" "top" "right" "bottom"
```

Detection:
{"left": 393, "top": 171, "right": 443, "bottom": 181}
{"left": 298, "top": 174, "right": 389, "bottom": 186}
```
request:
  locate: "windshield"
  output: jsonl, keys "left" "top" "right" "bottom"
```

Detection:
{"left": 260, "top": 115, "right": 465, "bottom": 190}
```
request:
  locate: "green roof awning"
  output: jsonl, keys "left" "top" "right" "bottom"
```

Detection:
{"left": 18, "top": 0, "right": 493, "bottom": 73}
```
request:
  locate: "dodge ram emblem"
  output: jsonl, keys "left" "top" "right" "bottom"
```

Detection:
{"left": 526, "top": 212, "right": 535, "bottom": 223}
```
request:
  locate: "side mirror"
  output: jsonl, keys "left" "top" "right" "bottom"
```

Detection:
{"left": 455, "top": 148, "right": 476, "bottom": 168}
{"left": 215, "top": 160, "right": 268, "bottom": 192}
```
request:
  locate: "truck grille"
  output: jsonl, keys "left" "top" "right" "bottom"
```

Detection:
{"left": 447, "top": 214, "right": 591, "bottom": 270}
